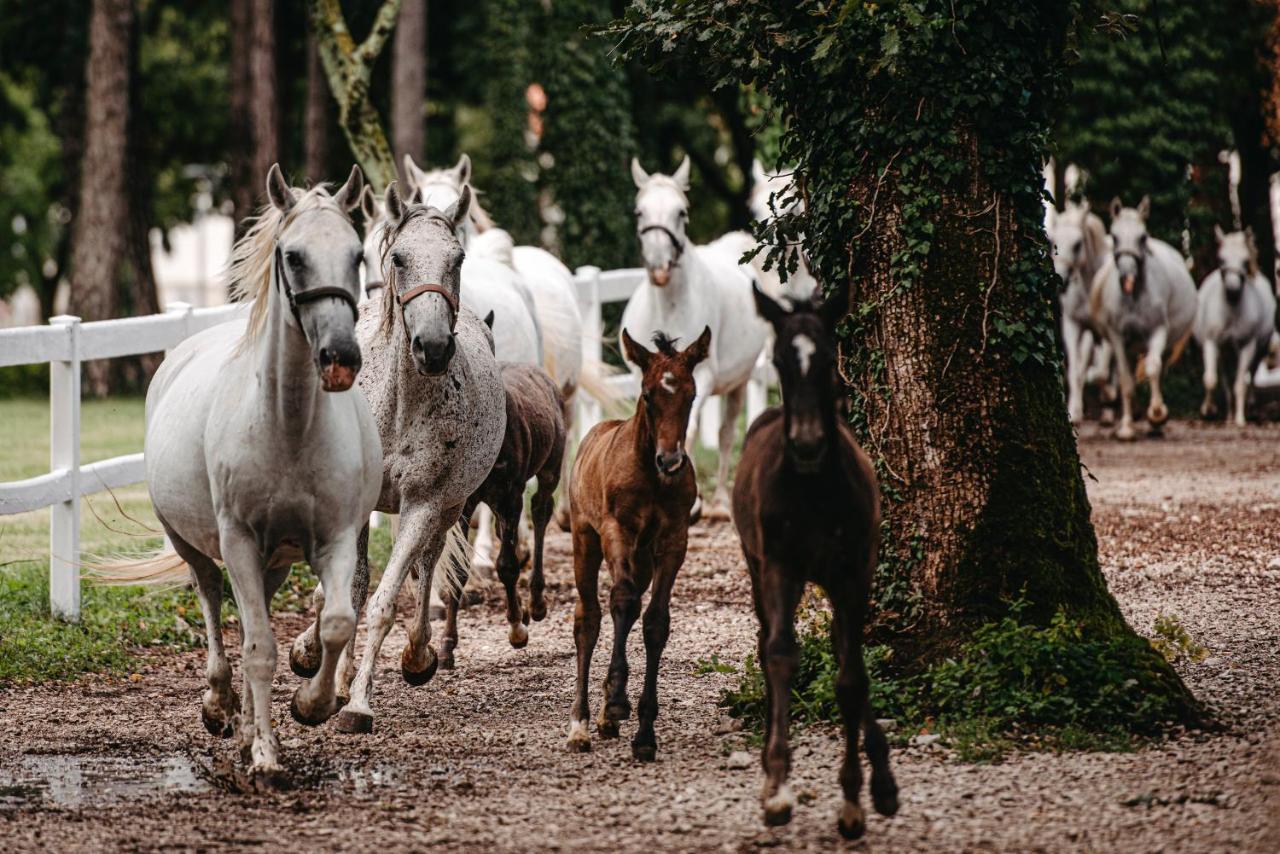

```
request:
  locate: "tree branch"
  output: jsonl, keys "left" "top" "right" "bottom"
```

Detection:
{"left": 356, "top": 0, "right": 403, "bottom": 69}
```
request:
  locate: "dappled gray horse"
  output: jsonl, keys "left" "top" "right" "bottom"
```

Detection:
{"left": 1089, "top": 197, "right": 1197, "bottom": 440}
{"left": 291, "top": 183, "right": 506, "bottom": 735}
{"left": 1048, "top": 201, "right": 1111, "bottom": 423}
{"left": 1195, "top": 227, "right": 1277, "bottom": 426}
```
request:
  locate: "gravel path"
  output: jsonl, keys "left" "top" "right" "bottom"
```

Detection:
{"left": 1, "top": 422, "right": 1277, "bottom": 852}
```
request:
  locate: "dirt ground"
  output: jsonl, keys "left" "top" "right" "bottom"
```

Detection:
{"left": 1, "top": 421, "right": 1278, "bottom": 852}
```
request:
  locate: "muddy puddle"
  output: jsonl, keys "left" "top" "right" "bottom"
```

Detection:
{"left": 0, "top": 754, "right": 208, "bottom": 809}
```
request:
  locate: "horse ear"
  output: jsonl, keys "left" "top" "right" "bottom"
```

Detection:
{"left": 631, "top": 157, "right": 649, "bottom": 189}
{"left": 266, "top": 163, "right": 294, "bottom": 213}
{"left": 672, "top": 155, "right": 692, "bottom": 191}
{"left": 819, "top": 281, "right": 849, "bottom": 331}
{"left": 453, "top": 153, "right": 472, "bottom": 185}
{"left": 483, "top": 310, "right": 495, "bottom": 330}
{"left": 620, "top": 328, "right": 652, "bottom": 372}
{"left": 384, "top": 181, "right": 407, "bottom": 227}
{"left": 681, "top": 325, "right": 712, "bottom": 367}
{"left": 332, "top": 165, "right": 364, "bottom": 212}
{"left": 360, "top": 184, "right": 379, "bottom": 223}
{"left": 1109, "top": 197, "right": 1123, "bottom": 221}
{"left": 752, "top": 282, "right": 786, "bottom": 327}
{"left": 1214, "top": 224, "right": 1226, "bottom": 245}
{"left": 752, "top": 158, "right": 767, "bottom": 185}
{"left": 403, "top": 153, "right": 424, "bottom": 189}
{"left": 446, "top": 185, "right": 472, "bottom": 230}
{"left": 1137, "top": 195, "right": 1151, "bottom": 220}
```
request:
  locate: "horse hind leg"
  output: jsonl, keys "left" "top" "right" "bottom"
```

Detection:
{"left": 401, "top": 509, "right": 460, "bottom": 686}
{"left": 527, "top": 465, "right": 559, "bottom": 623}
{"left": 168, "top": 524, "right": 238, "bottom": 738}
{"left": 289, "top": 584, "right": 325, "bottom": 679}
{"left": 567, "top": 524, "right": 603, "bottom": 753}
{"left": 494, "top": 492, "right": 529, "bottom": 649}
{"left": 705, "top": 386, "right": 745, "bottom": 522}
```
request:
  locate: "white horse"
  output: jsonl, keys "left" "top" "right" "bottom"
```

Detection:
{"left": 623, "top": 156, "right": 769, "bottom": 518}
{"left": 102, "top": 166, "right": 381, "bottom": 778}
{"left": 1089, "top": 196, "right": 1197, "bottom": 440}
{"left": 1195, "top": 227, "right": 1277, "bottom": 426}
{"left": 1047, "top": 200, "right": 1113, "bottom": 423}
{"left": 292, "top": 183, "right": 506, "bottom": 735}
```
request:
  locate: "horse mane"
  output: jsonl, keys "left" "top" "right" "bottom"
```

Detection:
{"left": 651, "top": 331, "right": 679, "bottom": 357}
{"left": 227, "top": 184, "right": 349, "bottom": 344}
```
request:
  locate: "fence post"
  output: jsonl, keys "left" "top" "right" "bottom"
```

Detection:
{"left": 576, "top": 265, "right": 603, "bottom": 441}
{"left": 49, "top": 314, "right": 82, "bottom": 621}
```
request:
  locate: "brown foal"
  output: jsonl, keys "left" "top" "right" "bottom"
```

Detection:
{"left": 565, "top": 326, "right": 710, "bottom": 760}
{"left": 732, "top": 284, "right": 898, "bottom": 838}
{"left": 440, "top": 361, "right": 566, "bottom": 669}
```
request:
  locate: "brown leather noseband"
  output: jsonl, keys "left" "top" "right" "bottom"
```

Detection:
{"left": 397, "top": 282, "right": 459, "bottom": 341}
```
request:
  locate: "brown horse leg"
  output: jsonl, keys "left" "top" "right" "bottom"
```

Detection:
{"left": 631, "top": 536, "right": 684, "bottom": 762}
{"left": 527, "top": 468, "right": 557, "bottom": 622}
{"left": 758, "top": 565, "right": 804, "bottom": 826}
{"left": 567, "top": 524, "right": 603, "bottom": 752}
{"left": 494, "top": 492, "right": 528, "bottom": 649}
{"left": 598, "top": 525, "right": 645, "bottom": 739}
{"left": 438, "top": 519, "right": 469, "bottom": 670}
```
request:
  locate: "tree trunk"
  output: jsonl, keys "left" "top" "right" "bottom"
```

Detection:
{"left": 249, "top": 0, "right": 278, "bottom": 196}
{"left": 309, "top": 0, "right": 402, "bottom": 192}
{"left": 304, "top": 30, "right": 330, "bottom": 184}
{"left": 229, "top": 0, "right": 253, "bottom": 236}
{"left": 1234, "top": 108, "right": 1277, "bottom": 285}
{"left": 391, "top": 0, "right": 426, "bottom": 172}
{"left": 70, "top": 0, "right": 132, "bottom": 397}
{"left": 125, "top": 3, "right": 161, "bottom": 385}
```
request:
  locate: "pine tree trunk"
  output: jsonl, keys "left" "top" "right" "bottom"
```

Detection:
{"left": 229, "top": 0, "right": 253, "bottom": 237}
{"left": 1233, "top": 108, "right": 1276, "bottom": 284}
{"left": 304, "top": 30, "right": 330, "bottom": 183}
{"left": 249, "top": 0, "right": 278, "bottom": 193}
{"left": 70, "top": 0, "right": 132, "bottom": 397}
{"left": 125, "top": 5, "right": 160, "bottom": 384}
{"left": 391, "top": 0, "right": 426, "bottom": 170}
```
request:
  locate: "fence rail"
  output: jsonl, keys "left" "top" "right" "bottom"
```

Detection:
{"left": 0, "top": 267, "right": 770, "bottom": 621}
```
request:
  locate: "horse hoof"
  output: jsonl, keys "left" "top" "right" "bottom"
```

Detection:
{"left": 509, "top": 624, "right": 529, "bottom": 649}
{"left": 335, "top": 708, "right": 374, "bottom": 735}
{"left": 1115, "top": 426, "right": 1137, "bottom": 442}
{"left": 763, "top": 783, "right": 795, "bottom": 827}
{"left": 597, "top": 719, "right": 620, "bottom": 739}
{"left": 837, "top": 802, "right": 866, "bottom": 839}
{"left": 566, "top": 735, "right": 591, "bottom": 753}
{"left": 249, "top": 765, "right": 290, "bottom": 792}
{"left": 289, "top": 690, "right": 331, "bottom": 727}
{"left": 1099, "top": 408, "right": 1116, "bottom": 426}
{"left": 439, "top": 653, "right": 455, "bottom": 671}
{"left": 529, "top": 598, "right": 547, "bottom": 622}
{"left": 201, "top": 706, "right": 235, "bottom": 739}
{"left": 401, "top": 644, "right": 439, "bottom": 686}
{"left": 872, "top": 783, "right": 900, "bottom": 817}
{"left": 631, "top": 739, "right": 657, "bottom": 762}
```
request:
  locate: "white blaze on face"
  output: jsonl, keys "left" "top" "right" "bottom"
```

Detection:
{"left": 660, "top": 371, "right": 677, "bottom": 393}
{"left": 793, "top": 334, "right": 816, "bottom": 377}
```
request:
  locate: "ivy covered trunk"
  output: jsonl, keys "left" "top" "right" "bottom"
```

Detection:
{"left": 620, "top": 0, "right": 1201, "bottom": 727}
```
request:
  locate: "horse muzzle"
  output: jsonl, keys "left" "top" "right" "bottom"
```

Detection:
{"left": 413, "top": 333, "right": 457, "bottom": 376}
{"left": 317, "top": 344, "right": 361, "bottom": 392}
{"left": 649, "top": 265, "right": 673, "bottom": 287}
{"left": 655, "top": 449, "right": 687, "bottom": 478}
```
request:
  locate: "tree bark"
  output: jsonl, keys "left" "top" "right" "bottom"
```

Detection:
{"left": 70, "top": 0, "right": 132, "bottom": 397}
{"left": 309, "top": 0, "right": 403, "bottom": 192}
{"left": 391, "top": 0, "right": 426, "bottom": 172}
{"left": 1233, "top": 107, "right": 1277, "bottom": 285}
{"left": 125, "top": 4, "right": 161, "bottom": 385}
{"left": 304, "top": 29, "right": 330, "bottom": 183}
{"left": 229, "top": 0, "right": 253, "bottom": 235}
{"left": 249, "top": 0, "right": 278, "bottom": 195}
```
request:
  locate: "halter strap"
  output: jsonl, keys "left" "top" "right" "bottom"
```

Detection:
{"left": 397, "top": 282, "right": 459, "bottom": 338}
{"left": 1113, "top": 247, "right": 1144, "bottom": 263}
{"left": 638, "top": 223, "right": 686, "bottom": 263}
{"left": 274, "top": 247, "right": 360, "bottom": 330}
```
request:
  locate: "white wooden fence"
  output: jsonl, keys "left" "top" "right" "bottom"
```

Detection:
{"left": 0, "top": 267, "right": 770, "bottom": 622}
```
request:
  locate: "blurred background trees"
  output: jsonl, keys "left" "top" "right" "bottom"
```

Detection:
{"left": 2, "top": 0, "right": 1278, "bottom": 393}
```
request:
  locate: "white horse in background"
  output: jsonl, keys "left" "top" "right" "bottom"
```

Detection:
{"left": 624, "top": 156, "right": 769, "bottom": 519}
{"left": 1089, "top": 196, "right": 1197, "bottom": 440}
{"left": 1195, "top": 227, "right": 1277, "bottom": 426}
{"left": 102, "top": 166, "right": 382, "bottom": 778}
{"left": 291, "top": 183, "right": 506, "bottom": 735}
{"left": 1047, "top": 201, "right": 1113, "bottom": 423}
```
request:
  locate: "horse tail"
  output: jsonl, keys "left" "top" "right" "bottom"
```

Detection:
{"left": 1166, "top": 331, "right": 1192, "bottom": 371}
{"left": 1088, "top": 262, "right": 1110, "bottom": 324}
{"left": 431, "top": 523, "right": 471, "bottom": 602}
{"left": 87, "top": 547, "right": 189, "bottom": 587}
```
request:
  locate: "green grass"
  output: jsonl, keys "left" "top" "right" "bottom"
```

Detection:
{"left": 0, "top": 395, "right": 383, "bottom": 684}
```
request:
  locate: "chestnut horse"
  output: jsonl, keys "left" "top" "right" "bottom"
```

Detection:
{"left": 440, "top": 361, "right": 566, "bottom": 668}
{"left": 732, "top": 284, "right": 898, "bottom": 838}
{"left": 565, "top": 326, "right": 710, "bottom": 760}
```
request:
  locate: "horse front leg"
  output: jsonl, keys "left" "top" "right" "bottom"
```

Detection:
{"left": 402, "top": 504, "right": 460, "bottom": 685}
{"left": 1201, "top": 337, "right": 1221, "bottom": 419}
{"left": 1106, "top": 329, "right": 1138, "bottom": 441}
{"left": 705, "top": 384, "right": 745, "bottom": 521}
{"left": 337, "top": 506, "right": 434, "bottom": 735}
{"left": 528, "top": 465, "right": 559, "bottom": 622}
{"left": 217, "top": 522, "right": 281, "bottom": 780}
{"left": 1144, "top": 326, "right": 1170, "bottom": 432}
{"left": 168, "top": 526, "right": 238, "bottom": 738}
{"left": 1234, "top": 338, "right": 1257, "bottom": 427}
{"left": 1063, "top": 315, "right": 1085, "bottom": 424}
{"left": 494, "top": 492, "right": 529, "bottom": 649}
{"left": 598, "top": 522, "right": 644, "bottom": 739}
{"left": 289, "top": 529, "right": 359, "bottom": 726}
{"left": 756, "top": 563, "right": 805, "bottom": 826}
{"left": 567, "top": 523, "right": 603, "bottom": 752}
{"left": 631, "top": 533, "right": 685, "bottom": 762}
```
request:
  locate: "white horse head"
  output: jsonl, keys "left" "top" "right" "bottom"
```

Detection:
{"left": 1213, "top": 225, "right": 1259, "bottom": 305}
{"left": 401, "top": 153, "right": 497, "bottom": 246}
{"left": 1048, "top": 200, "right": 1107, "bottom": 293}
{"left": 379, "top": 180, "right": 472, "bottom": 375}
{"left": 359, "top": 185, "right": 389, "bottom": 298}
{"left": 748, "top": 159, "right": 803, "bottom": 223}
{"left": 1108, "top": 195, "right": 1152, "bottom": 298}
{"left": 632, "top": 156, "right": 691, "bottom": 287}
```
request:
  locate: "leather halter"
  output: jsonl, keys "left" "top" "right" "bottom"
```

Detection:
{"left": 274, "top": 246, "right": 360, "bottom": 330}
{"left": 396, "top": 281, "right": 459, "bottom": 342}
{"left": 638, "top": 223, "right": 686, "bottom": 264}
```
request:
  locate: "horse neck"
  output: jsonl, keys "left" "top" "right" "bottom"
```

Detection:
{"left": 259, "top": 262, "right": 322, "bottom": 436}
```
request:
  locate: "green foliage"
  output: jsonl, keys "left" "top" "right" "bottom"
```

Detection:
{"left": 693, "top": 653, "right": 736, "bottom": 676}
{"left": 0, "top": 73, "right": 65, "bottom": 301}
{"left": 538, "top": 0, "right": 639, "bottom": 269}
{"left": 1151, "top": 613, "right": 1208, "bottom": 665}
{"left": 722, "top": 598, "right": 1200, "bottom": 757}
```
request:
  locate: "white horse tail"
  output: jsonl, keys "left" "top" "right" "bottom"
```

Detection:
{"left": 87, "top": 547, "right": 189, "bottom": 587}
{"left": 576, "top": 357, "right": 629, "bottom": 419}
{"left": 432, "top": 523, "right": 472, "bottom": 601}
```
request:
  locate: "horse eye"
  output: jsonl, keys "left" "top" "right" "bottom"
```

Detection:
{"left": 391, "top": 252, "right": 405, "bottom": 268}
{"left": 285, "top": 250, "right": 304, "bottom": 269}
{"left": 633, "top": 209, "right": 641, "bottom": 218}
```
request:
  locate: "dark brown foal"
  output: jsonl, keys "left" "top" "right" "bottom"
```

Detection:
{"left": 565, "top": 326, "right": 710, "bottom": 760}
{"left": 440, "top": 361, "right": 566, "bottom": 669}
{"left": 732, "top": 284, "right": 898, "bottom": 838}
